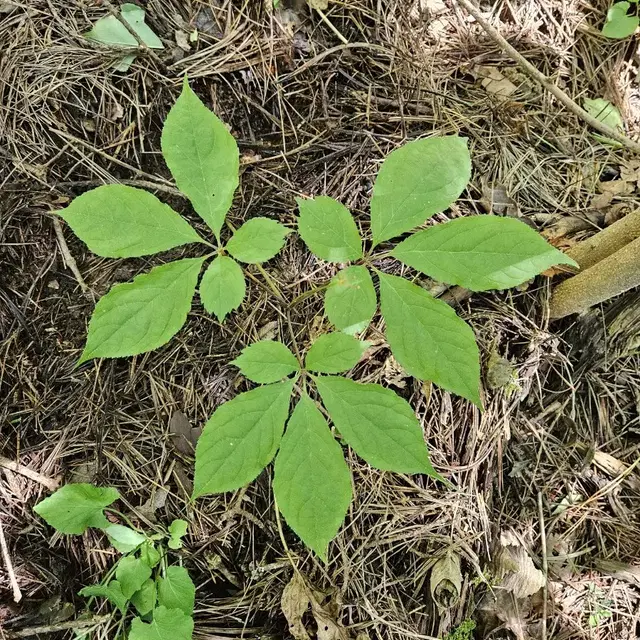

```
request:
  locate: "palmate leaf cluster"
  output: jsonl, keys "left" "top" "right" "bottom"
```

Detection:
{"left": 53, "top": 78, "right": 576, "bottom": 562}
{"left": 34, "top": 484, "right": 194, "bottom": 640}
{"left": 59, "top": 78, "right": 289, "bottom": 365}
{"left": 193, "top": 135, "right": 575, "bottom": 558}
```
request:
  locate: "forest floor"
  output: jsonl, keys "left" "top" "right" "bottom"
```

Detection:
{"left": 1, "top": 1, "right": 640, "bottom": 639}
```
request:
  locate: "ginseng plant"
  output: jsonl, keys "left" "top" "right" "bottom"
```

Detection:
{"left": 193, "top": 135, "right": 577, "bottom": 560}
{"left": 57, "top": 78, "right": 289, "bottom": 363}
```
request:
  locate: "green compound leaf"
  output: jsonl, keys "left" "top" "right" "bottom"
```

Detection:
{"left": 370, "top": 136, "right": 471, "bottom": 246}
{"left": 305, "top": 333, "right": 369, "bottom": 374}
{"left": 273, "top": 395, "right": 352, "bottom": 561}
{"left": 79, "top": 580, "right": 128, "bottom": 613}
{"left": 199, "top": 256, "right": 246, "bottom": 322}
{"left": 602, "top": 2, "right": 638, "bottom": 38}
{"left": 193, "top": 380, "right": 294, "bottom": 497}
{"left": 58, "top": 185, "right": 204, "bottom": 258}
{"left": 157, "top": 566, "right": 195, "bottom": 616}
{"left": 231, "top": 341, "right": 299, "bottom": 384}
{"left": 314, "top": 376, "right": 439, "bottom": 476}
{"left": 116, "top": 556, "right": 152, "bottom": 599}
{"left": 325, "top": 265, "right": 377, "bottom": 335}
{"left": 131, "top": 579, "right": 157, "bottom": 616}
{"left": 79, "top": 257, "right": 205, "bottom": 364}
{"left": 226, "top": 217, "right": 290, "bottom": 264}
{"left": 296, "top": 196, "right": 363, "bottom": 263}
{"left": 161, "top": 78, "right": 239, "bottom": 239}
{"left": 378, "top": 273, "right": 481, "bottom": 406}
{"left": 33, "top": 483, "right": 119, "bottom": 534}
{"left": 129, "top": 605, "right": 194, "bottom": 640}
{"left": 392, "top": 216, "right": 578, "bottom": 291}
{"left": 167, "top": 519, "right": 189, "bottom": 550}
{"left": 104, "top": 524, "right": 146, "bottom": 553}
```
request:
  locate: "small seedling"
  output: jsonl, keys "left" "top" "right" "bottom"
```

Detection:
{"left": 34, "top": 484, "right": 195, "bottom": 640}
{"left": 296, "top": 135, "right": 577, "bottom": 406}
{"left": 58, "top": 78, "right": 289, "bottom": 364}
{"left": 602, "top": 1, "right": 639, "bottom": 38}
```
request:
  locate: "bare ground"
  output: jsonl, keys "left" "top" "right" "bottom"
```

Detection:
{"left": 1, "top": 1, "right": 639, "bottom": 638}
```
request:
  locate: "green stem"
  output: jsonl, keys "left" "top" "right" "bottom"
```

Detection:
{"left": 254, "top": 263, "right": 284, "bottom": 302}
{"left": 287, "top": 283, "right": 330, "bottom": 308}
{"left": 104, "top": 509, "right": 141, "bottom": 532}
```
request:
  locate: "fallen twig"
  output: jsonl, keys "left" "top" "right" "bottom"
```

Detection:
{"left": 5, "top": 615, "right": 111, "bottom": 638}
{"left": 52, "top": 217, "right": 89, "bottom": 294}
{"left": 0, "top": 456, "right": 61, "bottom": 492}
{"left": 454, "top": 0, "right": 640, "bottom": 154}
{"left": 549, "top": 236, "right": 640, "bottom": 317}
{"left": 0, "top": 518, "right": 21, "bottom": 603}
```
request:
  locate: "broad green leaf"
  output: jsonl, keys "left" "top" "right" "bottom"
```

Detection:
{"left": 167, "top": 519, "right": 188, "bottom": 550}
{"left": 33, "top": 484, "right": 119, "bottom": 534}
{"left": 157, "top": 566, "right": 195, "bottom": 616}
{"left": 602, "top": 2, "right": 638, "bottom": 38}
{"left": 79, "top": 580, "right": 128, "bottom": 613}
{"left": 273, "top": 396, "right": 352, "bottom": 560}
{"left": 131, "top": 579, "right": 156, "bottom": 616}
{"left": 161, "top": 78, "right": 239, "bottom": 239}
{"left": 193, "top": 380, "right": 294, "bottom": 497}
{"left": 139, "top": 542, "right": 162, "bottom": 569}
{"left": 296, "top": 196, "right": 363, "bottom": 262}
{"left": 79, "top": 257, "right": 205, "bottom": 364}
{"left": 226, "top": 217, "right": 290, "bottom": 264}
{"left": 584, "top": 98, "right": 624, "bottom": 131}
{"left": 231, "top": 341, "right": 299, "bottom": 383}
{"left": 116, "top": 556, "right": 152, "bottom": 599}
{"left": 584, "top": 97, "right": 625, "bottom": 145}
{"left": 199, "top": 256, "right": 246, "bottom": 321}
{"left": 370, "top": 136, "right": 471, "bottom": 245}
{"left": 378, "top": 273, "right": 481, "bottom": 406}
{"left": 325, "top": 266, "right": 377, "bottom": 335}
{"left": 129, "top": 605, "right": 194, "bottom": 640}
{"left": 85, "top": 4, "right": 163, "bottom": 49}
{"left": 104, "top": 524, "right": 146, "bottom": 553}
{"left": 392, "top": 216, "right": 578, "bottom": 291}
{"left": 314, "top": 376, "right": 439, "bottom": 476}
{"left": 58, "top": 186, "right": 204, "bottom": 258}
{"left": 305, "top": 333, "right": 368, "bottom": 373}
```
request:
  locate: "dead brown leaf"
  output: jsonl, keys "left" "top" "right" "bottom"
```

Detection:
{"left": 430, "top": 552, "right": 462, "bottom": 609}
{"left": 479, "top": 178, "right": 519, "bottom": 216}
{"left": 281, "top": 573, "right": 311, "bottom": 640}
{"left": 473, "top": 66, "right": 517, "bottom": 101}
{"left": 593, "top": 450, "right": 640, "bottom": 490}
{"left": 382, "top": 354, "right": 408, "bottom": 388}
{"left": 281, "top": 573, "right": 350, "bottom": 640}
{"left": 595, "top": 559, "right": 640, "bottom": 585}
{"left": 169, "top": 411, "right": 200, "bottom": 455}
{"left": 495, "top": 531, "right": 545, "bottom": 598}
{"left": 175, "top": 30, "right": 191, "bottom": 51}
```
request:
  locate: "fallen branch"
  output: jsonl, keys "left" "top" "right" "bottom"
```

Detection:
{"left": 549, "top": 236, "right": 640, "bottom": 318}
{"left": 454, "top": 0, "right": 640, "bottom": 154}
{"left": 0, "top": 518, "right": 21, "bottom": 603}
{"left": 52, "top": 217, "right": 89, "bottom": 294}
{"left": 5, "top": 615, "right": 111, "bottom": 638}
{"left": 0, "top": 456, "right": 61, "bottom": 492}
{"left": 565, "top": 209, "right": 640, "bottom": 270}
